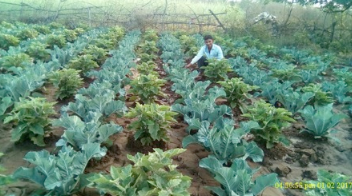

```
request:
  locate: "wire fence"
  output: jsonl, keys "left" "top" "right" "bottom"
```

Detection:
{"left": 0, "top": 1, "right": 227, "bottom": 32}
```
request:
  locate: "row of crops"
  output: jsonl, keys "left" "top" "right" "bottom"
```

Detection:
{"left": 0, "top": 21, "right": 351, "bottom": 196}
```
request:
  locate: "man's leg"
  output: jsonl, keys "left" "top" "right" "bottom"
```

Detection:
{"left": 197, "top": 56, "right": 208, "bottom": 74}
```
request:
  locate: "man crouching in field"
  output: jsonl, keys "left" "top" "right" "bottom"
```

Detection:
{"left": 185, "top": 35, "right": 224, "bottom": 78}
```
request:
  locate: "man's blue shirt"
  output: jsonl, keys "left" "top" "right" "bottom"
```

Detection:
{"left": 190, "top": 44, "right": 224, "bottom": 64}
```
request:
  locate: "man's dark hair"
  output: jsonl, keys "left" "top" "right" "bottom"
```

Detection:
{"left": 203, "top": 35, "right": 213, "bottom": 41}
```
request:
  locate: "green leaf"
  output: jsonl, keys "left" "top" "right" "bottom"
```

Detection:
{"left": 252, "top": 173, "right": 279, "bottom": 195}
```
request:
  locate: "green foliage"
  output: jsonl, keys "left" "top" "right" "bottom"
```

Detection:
{"left": 242, "top": 100, "right": 295, "bottom": 149}
{"left": 139, "top": 53, "right": 157, "bottom": 62}
{"left": 73, "top": 27, "right": 85, "bottom": 36}
{"left": 299, "top": 63, "right": 322, "bottom": 84}
{"left": 46, "top": 34, "right": 66, "bottom": 49}
{"left": 82, "top": 45, "right": 108, "bottom": 65}
{"left": 88, "top": 148, "right": 191, "bottom": 196}
{"left": 63, "top": 29, "right": 77, "bottom": 42}
{"left": 333, "top": 67, "right": 352, "bottom": 86}
{"left": 300, "top": 103, "right": 346, "bottom": 138}
{"left": 200, "top": 157, "right": 279, "bottom": 196}
{"left": 271, "top": 66, "right": 302, "bottom": 83}
{"left": 183, "top": 118, "right": 264, "bottom": 164}
{"left": 13, "top": 144, "right": 101, "bottom": 196}
{"left": 67, "top": 54, "right": 99, "bottom": 75}
{"left": 48, "top": 68, "right": 83, "bottom": 100}
{"left": 322, "top": 80, "right": 352, "bottom": 104}
{"left": 302, "top": 83, "right": 334, "bottom": 106}
{"left": 125, "top": 103, "right": 177, "bottom": 146}
{"left": 142, "top": 29, "right": 159, "bottom": 42}
{"left": 137, "top": 40, "right": 159, "bottom": 54}
{"left": 98, "top": 26, "right": 125, "bottom": 47}
{"left": 136, "top": 61, "right": 158, "bottom": 76}
{"left": 33, "top": 25, "right": 51, "bottom": 34}
{"left": 276, "top": 88, "right": 315, "bottom": 114}
{"left": 259, "top": 79, "right": 294, "bottom": 105}
{"left": 26, "top": 42, "right": 51, "bottom": 62}
{"left": 129, "top": 74, "right": 166, "bottom": 104}
{"left": 3, "top": 97, "right": 56, "bottom": 146}
{"left": 0, "top": 34, "right": 20, "bottom": 50}
{"left": 302, "top": 169, "right": 352, "bottom": 196}
{"left": 89, "top": 38, "right": 114, "bottom": 49}
{"left": 16, "top": 28, "right": 39, "bottom": 40}
{"left": 218, "top": 77, "right": 258, "bottom": 110}
{"left": 1, "top": 21, "right": 14, "bottom": 29}
{"left": 179, "top": 35, "right": 199, "bottom": 57}
{"left": 0, "top": 53, "right": 32, "bottom": 70}
{"left": 171, "top": 85, "right": 232, "bottom": 127}
{"left": 202, "top": 59, "right": 232, "bottom": 82}
{"left": 62, "top": 92, "right": 127, "bottom": 121}
{"left": 48, "top": 22, "right": 63, "bottom": 29}
{"left": 53, "top": 112, "right": 122, "bottom": 158}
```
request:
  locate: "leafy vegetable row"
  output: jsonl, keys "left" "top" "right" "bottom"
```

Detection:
{"left": 10, "top": 29, "right": 139, "bottom": 195}
{"left": 159, "top": 32, "right": 280, "bottom": 196}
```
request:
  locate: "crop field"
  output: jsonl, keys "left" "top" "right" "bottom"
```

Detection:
{"left": 0, "top": 20, "right": 352, "bottom": 196}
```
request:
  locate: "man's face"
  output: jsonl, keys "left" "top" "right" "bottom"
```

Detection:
{"left": 205, "top": 39, "right": 213, "bottom": 48}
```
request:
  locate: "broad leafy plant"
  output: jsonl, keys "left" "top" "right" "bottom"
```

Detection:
{"left": 81, "top": 45, "right": 108, "bottom": 65}
{"left": 299, "top": 103, "right": 346, "bottom": 138}
{"left": 16, "top": 28, "right": 39, "bottom": 40}
{"left": 183, "top": 118, "right": 264, "bottom": 164}
{"left": 333, "top": 67, "right": 352, "bottom": 86}
{"left": 276, "top": 88, "right": 315, "bottom": 114}
{"left": 298, "top": 63, "right": 322, "bottom": 84}
{"left": 202, "top": 59, "right": 232, "bottom": 82}
{"left": 302, "top": 170, "right": 352, "bottom": 196}
{"left": 200, "top": 156, "right": 279, "bottom": 196}
{"left": 48, "top": 68, "right": 83, "bottom": 100}
{"left": 179, "top": 34, "right": 199, "bottom": 58}
{"left": 77, "top": 80, "right": 125, "bottom": 99}
{"left": 172, "top": 88, "right": 232, "bottom": 127}
{"left": 136, "top": 61, "right": 158, "bottom": 76}
{"left": 0, "top": 53, "right": 33, "bottom": 71}
{"left": 67, "top": 54, "right": 99, "bottom": 76}
{"left": 242, "top": 100, "right": 295, "bottom": 148}
{"left": 88, "top": 148, "right": 191, "bottom": 196}
{"left": 142, "top": 29, "right": 159, "bottom": 42}
{"left": 0, "top": 34, "right": 20, "bottom": 50}
{"left": 63, "top": 29, "right": 78, "bottom": 42}
{"left": 33, "top": 25, "right": 51, "bottom": 34}
{"left": 301, "top": 83, "right": 334, "bottom": 106}
{"left": 125, "top": 103, "right": 177, "bottom": 146}
{"left": 137, "top": 40, "right": 159, "bottom": 55}
{"left": 4, "top": 97, "right": 56, "bottom": 146}
{"left": 53, "top": 112, "right": 122, "bottom": 158}
{"left": 259, "top": 79, "right": 294, "bottom": 105}
{"left": 322, "top": 80, "right": 352, "bottom": 104}
{"left": 271, "top": 65, "right": 302, "bottom": 83}
{"left": 26, "top": 42, "right": 51, "bottom": 62}
{"left": 129, "top": 74, "right": 166, "bottom": 104}
{"left": 13, "top": 144, "right": 101, "bottom": 196}
{"left": 46, "top": 34, "right": 66, "bottom": 49}
{"left": 62, "top": 91, "right": 127, "bottom": 121}
{"left": 218, "top": 77, "right": 259, "bottom": 111}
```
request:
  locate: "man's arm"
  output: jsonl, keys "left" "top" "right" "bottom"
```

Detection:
{"left": 186, "top": 46, "right": 204, "bottom": 67}
{"left": 217, "top": 45, "right": 224, "bottom": 60}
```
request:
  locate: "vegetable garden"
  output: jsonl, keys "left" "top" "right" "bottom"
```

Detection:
{"left": 0, "top": 21, "right": 352, "bottom": 196}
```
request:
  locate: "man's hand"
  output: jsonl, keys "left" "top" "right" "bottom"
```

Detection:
{"left": 185, "top": 63, "right": 192, "bottom": 68}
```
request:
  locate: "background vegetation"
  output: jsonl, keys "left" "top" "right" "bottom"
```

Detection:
{"left": 0, "top": 0, "right": 351, "bottom": 62}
